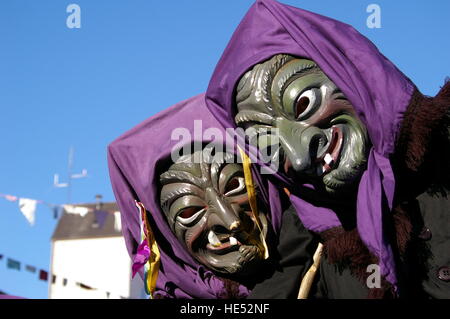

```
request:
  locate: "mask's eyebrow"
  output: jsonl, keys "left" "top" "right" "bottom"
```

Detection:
{"left": 236, "top": 55, "right": 295, "bottom": 116}
{"left": 272, "top": 59, "right": 318, "bottom": 110}
{"left": 278, "top": 64, "right": 318, "bottom": 93}
{"left": 159, "top": 169, "right": 206, "bottom": 209}
{"left": 235, "top": 110, "right": 274, "bottom": 126}
{"left": 219, "top": 163, "right": 244, "bottom": 194}
{"left": 209, "top": 152, "right": 236, "bottom": 191}
{"left": 160, "top": 183, "right": 204, "bottom": 213}
{"left": 160, "top": 170, "right": 204, "bottom": 188}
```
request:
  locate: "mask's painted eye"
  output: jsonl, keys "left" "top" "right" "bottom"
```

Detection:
{"left": 295, "top": 96, "right": 309, "bottom": 118}
{"left": 179, "top": 207, "right": 202, "bottom": 219}
{"left": 224, "top": 176, "right": 246, "bottom": 196}
{"left": 295, "top": 89, "right": 317, "bottom": 119}
{"left": 176, "top": 206, "right": 206, "bottom": 225}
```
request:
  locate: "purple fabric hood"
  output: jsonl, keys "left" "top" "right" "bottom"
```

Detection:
{"left": 205, "top": 0, "right": 415, "bottom": 291}
{"left": 108, "top": 94, "right": 282, "bottom": 298}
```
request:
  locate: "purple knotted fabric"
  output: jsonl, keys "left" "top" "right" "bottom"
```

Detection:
{"left": 205, "top": 0, "right": 415, "bottom": 291}
{"left": 108, "top": 94, "right": 282, "bottom": 298}
{"left": 132, "top": 239, "right": 150, "bottom": 278}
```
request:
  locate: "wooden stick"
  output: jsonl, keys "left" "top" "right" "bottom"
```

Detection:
{"left": 298, "top": 243, "right": 324, "bottom": 299}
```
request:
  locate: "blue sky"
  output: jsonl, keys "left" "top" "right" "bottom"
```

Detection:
{"left": 0, "top": 0, "right": 448, "bottom": 299}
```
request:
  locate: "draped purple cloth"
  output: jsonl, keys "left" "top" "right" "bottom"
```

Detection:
{"left": 0, "top": 295, "right": 25, "bottom": 299}
{"left": 108, "top": 94, "right": 282, "bottom": 298}
{"left": 205, "top": 0, "right": 415, "bottom": 291}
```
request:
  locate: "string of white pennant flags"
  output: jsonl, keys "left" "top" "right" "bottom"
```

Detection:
{"left": 0, "top": 193, "right": 56, "bottom": 226}
{"left": 0, "top": 193, "right": 122, "bottom": 231}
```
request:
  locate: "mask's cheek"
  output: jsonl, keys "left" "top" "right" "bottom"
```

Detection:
{"left": 180, "top": 217, "right": 208, "bottom": 255}
{"left": 322, "top": 120, "right": 369, "bottom": 193}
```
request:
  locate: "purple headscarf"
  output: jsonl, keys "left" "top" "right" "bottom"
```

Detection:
{"left": 108, "top": 94, "right": 282, "bottom": 298}
{"left": 205, "top": 0, "right": 415, "bottom": 291}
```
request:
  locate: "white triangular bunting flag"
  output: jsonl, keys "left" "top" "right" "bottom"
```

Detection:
{"left": 18, "top": 198, "right": 37, "bottom": 225}
{"left": 63, "top": 205, "right": 90, "bottom": 217}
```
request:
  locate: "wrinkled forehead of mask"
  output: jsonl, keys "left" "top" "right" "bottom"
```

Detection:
{"left": 236, "top": 54, "right": 327, "bottom": 116}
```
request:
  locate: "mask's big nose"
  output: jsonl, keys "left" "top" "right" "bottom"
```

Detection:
{"left": 276, "top": 118, "right": 327, "bottom": 175}
{"left": 205, "top": 188, "right": 241, "bottom": 232}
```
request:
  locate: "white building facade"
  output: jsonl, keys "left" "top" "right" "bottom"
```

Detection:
{"left": 49, "top": 202, "right": 143, "bottom": 299}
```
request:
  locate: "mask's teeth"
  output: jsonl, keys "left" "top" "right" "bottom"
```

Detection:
{"left": 208, "top": 231, "right": 221, "bottom": 247}
{"left": 229, "top": 236, "right": 238, "bottom": 246}
{"left": 324, "top": 153, "right": 333, "bottom": 165}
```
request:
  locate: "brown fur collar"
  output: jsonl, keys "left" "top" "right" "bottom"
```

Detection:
{"left": 393, "top": 81, "right": 450, "bottom": 200}
{"left": 319, "top": 205, "right": 412, "bottom": 299}
{"left": 217, "top": 278, "right": 247, "bottom": 299}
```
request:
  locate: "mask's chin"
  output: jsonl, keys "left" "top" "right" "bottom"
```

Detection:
{"left": 192, "top": 214, "right": 268, "bottom": 277}
{"left": 198, "top": 247, "right": 260, "bottom": 276}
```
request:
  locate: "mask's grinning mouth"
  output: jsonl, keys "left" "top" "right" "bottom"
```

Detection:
{"left": 315, "top": 126, "right": 343, "bottom": 175}
{"left": 206, "top": 230, "right": 242, "bottom": 254}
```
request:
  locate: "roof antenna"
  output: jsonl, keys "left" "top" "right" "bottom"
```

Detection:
{"left": 95, "top": 194, "right": 103, "bottom": 211}
{"left": 92, "top": 194, "right": 104, "bottom": 228}
{"left": 54, "top": 146, "right": 88, "bottom": 204}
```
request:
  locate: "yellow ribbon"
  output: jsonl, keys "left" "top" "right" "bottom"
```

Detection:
{"left": 135, "top": 201, "right": 160, "bottom": 298}
{"left": 238, "top": 146, "right": 269, "bottom": 260}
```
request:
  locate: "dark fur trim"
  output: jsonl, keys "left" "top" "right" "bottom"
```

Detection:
{"left": 217, "top": 278, "right": 247, "bottom": 299}
{"left": 321, "top": 228, "right": 377, "bottom": 277}
{"left": 395, "top": 82, "right": 450, "bottom": 172}
{"left": 319, "top": 227, "right": 394, "bottom": 298}
{"left": 393, "top": 81, "right": 450, "bottom": 208}
{"left": 392, "top": 204, "right": 413, "bottom": 256}
{"left": 319, "top": 207, "right": 413, "bottom": 300}
{"left": 367, "top": 277, "right": 396, "bottom": 299}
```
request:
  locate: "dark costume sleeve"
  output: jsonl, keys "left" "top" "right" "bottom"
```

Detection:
{"left": 390, "top": 86, "right": 450, "bottom": 299}
{"left": 248, "top": 205, "right": 319, "bottom": 299}
{"left": 416, "top": 192, "right": 450, "bottom": 298}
